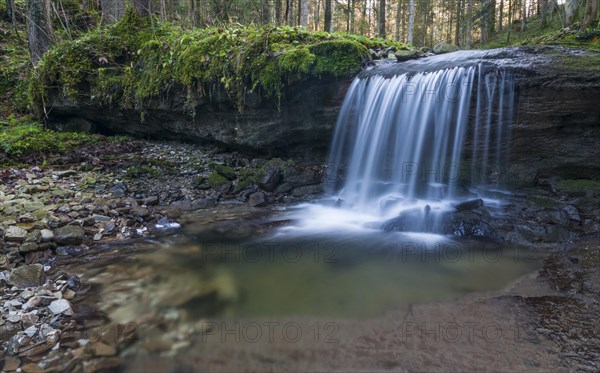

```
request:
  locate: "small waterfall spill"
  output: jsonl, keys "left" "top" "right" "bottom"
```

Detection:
{"left": 319, "top": 63, "right": 515, "bottom": 234}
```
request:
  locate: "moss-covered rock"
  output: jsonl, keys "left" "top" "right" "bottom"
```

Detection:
{"left": 30, "top": 10, "right": 409, "bottom": 115}
{"left": 207, "top": 172, "right": 229, "bottom": 189}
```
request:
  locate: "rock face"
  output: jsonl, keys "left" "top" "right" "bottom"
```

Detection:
{"left": 48, "top": 76, "right": 351, "bottom": 161}
{"left": 45, "top": 47, "right": 600, "bottom": 181}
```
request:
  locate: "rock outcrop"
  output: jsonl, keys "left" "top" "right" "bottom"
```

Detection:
{"left": 44, "top": 46, "right": 600, "bottom": 180}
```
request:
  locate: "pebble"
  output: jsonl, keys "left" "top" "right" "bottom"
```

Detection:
{"left": 48, "top": 299, "right": 73, "bottom": 315}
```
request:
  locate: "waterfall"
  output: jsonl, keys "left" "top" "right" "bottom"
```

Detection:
{"left": 324, "top": 62, "right": 515, "bottom": 233}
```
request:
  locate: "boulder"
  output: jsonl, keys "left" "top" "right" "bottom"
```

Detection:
{"left": 54, "top": 225, "right": 85, "bottom": 245}
{"left": 433, "top": 42, "right": 459, "bottom": 54}
{"left": 9, "top": 264, "right": 46, "bottom": 288}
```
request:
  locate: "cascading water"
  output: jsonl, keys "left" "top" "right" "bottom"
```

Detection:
{"left": 311, "top": 56, "right": 516, "bottom": 234}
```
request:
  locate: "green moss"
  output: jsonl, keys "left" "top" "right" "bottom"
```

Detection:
{"left": 478, "top": 13, "right": 600, "bottom": 53}
{"left": 527, "top": 195, "right": 562, "bottom": 209}
{"left": 209, "top": 163, "right": 237, "bottom": 180}
{"left": 207, "top": 172, "right": 229, "bottom": 188}
{"left": 311, "top": 40, "right": 370, "bottom": 77}
{"left": 556, "top": 179, "right": 600, "bottom": 194}
{"left": 30, "top": 13, "right": 408, "bottom": 114}
{"left": 0, "top": 116, "right": 101, "bottom": 166}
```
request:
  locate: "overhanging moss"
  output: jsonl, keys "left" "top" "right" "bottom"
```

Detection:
{"left": 30, "top": 9, "right": 409, "bottom": 115}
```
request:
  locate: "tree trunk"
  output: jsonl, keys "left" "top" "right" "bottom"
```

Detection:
{"left": 101, "top": 0, "right": 124, "bottom": 24}
{"left": 350, "top": 0, "right": 355, "bottom": 33}
{"left": 324, "top": 0, "right": 332, "bottom": 32}
{"left": 6, "top": 0, "right": 14, "bottom": 22}
{"left": 188, "top": 0, "right": 195, "bottom": 25}
{"left": 455, "top": 0, "right": 462, "bottom": 45}
{"left": 407, "top": 0, "right": 415, "bottom": 44}
{"left": 581, "top": 0, "right": 599, "bottom": 30}
{"left": 565, "top": 0, "right": 578, "bottom": 25}
{"left": 300, "top": 0, "right": 308, "bottom": 26}
{"left": 28, "top": 0, "right": 53, "bottom": 65}
{"left": 263, "top": 0, "right": 271, "bottom": 24}
{"left": 315, "top": 0, "right": 320, "bottom": 30}
{"left": 274, "top": 0, "right": 281, "bottom": 25}
{"left": 466, "top": 0, "right": 472, "bottom": 48}
{"left": 285, "top": 0, "right": 292, "bottom": 25}
{"left": 378, "top": 0, "right": 386, "bottom": 37}
{"left": 521, "top": 0, "right": 527, "bottom": 30}
{"left": 498, "top": 0, "right": 504, "bottom": 31}
{"left": 361, "top": 0, "right": 367, "bottom": 34}
{"left": 133, "top": 0, "right": 151, "bottom": 17}
{"left": 540, "top": 0, "right": 547, "bottom": 28}
{"left": 395, "top": 0, "right": 402, "bottom": 40}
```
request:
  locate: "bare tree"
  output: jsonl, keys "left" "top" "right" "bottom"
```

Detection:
{"left": 28, "top": 0, "right": 53, "bottom": 65}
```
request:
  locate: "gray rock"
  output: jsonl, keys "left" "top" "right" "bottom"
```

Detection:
{"left": 53, "top": 170, "right": 77, "bottom": 178}
{"left": 92, "top": 214, "right": 111, "bottom": 222}
{"left": 54, "top": 225, "right": 85, "bottom": 245}
{"left": 9, "top": 264, "right": 46, "bottom": 288}
{"left": 48, "top": 299, "right": 72, "bottom": 315}
{"left": 249, "top": 192, "right": 267, "bottom": 207}
{"left": 5, "top": 226, "right": 28, "bottom": 242}
{"left": 563, "top": 205, "right": 581, "bottom": 222}
{"left": 40, "top": 229, "right": 54, "bottom": 242}
{"left": 19, "top": 242, "right": 39, "bottom": 253}
{"left": 258, "top": 165, "right": 283, "bottom": 192}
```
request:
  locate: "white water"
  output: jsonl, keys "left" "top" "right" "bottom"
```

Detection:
{"left": 280, "top": 59, "right": 515, "bottom": 237}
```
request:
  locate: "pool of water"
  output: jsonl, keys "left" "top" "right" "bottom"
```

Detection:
{"left": 77, "top": 226, "right": 541, "bottom": 322}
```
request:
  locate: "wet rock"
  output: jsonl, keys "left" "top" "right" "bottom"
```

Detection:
{"left": 442, "top": 209, "right": 499, "bottom": 240}
{"left": 5, "top": 226, "right": 28, "bottom": 242}
{"left": 258, "top": 165, "right": 283, "bottom": 192}
{"left": 9, "top": 264, "right": 46, "bottom": 288}
{"left": 54, "top": 225, "right": 85, "bottom": 245}
{"left": 454, "top": 198, "right": 484, "bottom": 212}
{"left": 48, "top": 299, "right": 73, "bottom": 315}
{"left": 67, "top": 275, "right": 82, "bottom": 290}
{"left": 291, "top": 185, "right": 323, "bottom": 197}
{"left": 249, "top": 192, "right": 267, "bottom": 207}
{"left": 55, "top": 245, "right": 89, "bottom": 256}
{"left": 563, "top": 205, "right": 581, "bottom": 222}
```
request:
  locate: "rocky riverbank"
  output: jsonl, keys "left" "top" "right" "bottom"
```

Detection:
{"left": 0, "top": 138, "right": 326, "bottom": 372}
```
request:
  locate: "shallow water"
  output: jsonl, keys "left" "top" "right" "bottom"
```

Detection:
{"left": 77, "top": 220, "right": 541, "bottom": 322}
